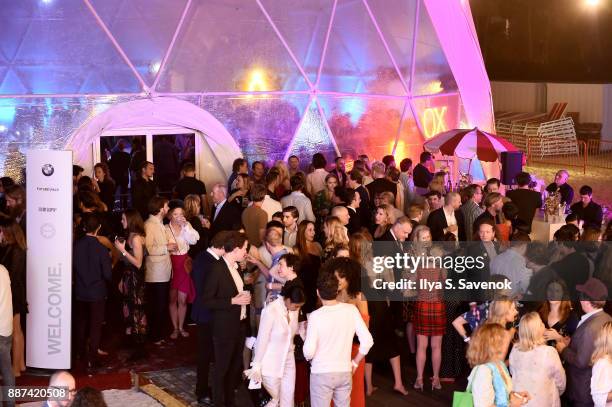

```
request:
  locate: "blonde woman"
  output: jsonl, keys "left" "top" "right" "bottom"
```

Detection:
{"left": 590, "top": 321, "right": 612, "bottom": 407}
{"left": 372, "top": 204, "right": 396, "bottom": 240}
{"left": 452, "top": 298, "right": 518, "bottom": 343}
{"left": 428, "top": 171, "right": 448, "bottom": 195}
{"left": 466, "top": 323, "right": 530, "bottom": 407}
{"left": 273, "top": 160, "right": 291, "bottom": 198}
{"left": 322, "top": 216, "right": 349, "bottom": 262}
{"left": 509, "top": 313, "right": 566, "bottom": 406}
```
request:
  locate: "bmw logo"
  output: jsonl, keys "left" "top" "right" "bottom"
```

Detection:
{"left": 42, "top": 164, "right": 54, "bottom": 177}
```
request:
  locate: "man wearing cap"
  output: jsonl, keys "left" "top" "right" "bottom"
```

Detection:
{"left": 556, "top": 278, "right": 611, "bottom": 407}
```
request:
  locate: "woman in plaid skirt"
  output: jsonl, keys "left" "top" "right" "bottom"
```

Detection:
{"left": 411, "top": 226, "right": 447, "bottom": 391}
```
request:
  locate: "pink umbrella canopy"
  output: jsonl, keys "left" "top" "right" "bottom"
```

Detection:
{"left": 423, "top": 127, "right": 518, "bottom": 162}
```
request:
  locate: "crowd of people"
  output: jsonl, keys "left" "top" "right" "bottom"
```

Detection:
{"left": 0, "top": 149, "right": 611, "bottom": 407}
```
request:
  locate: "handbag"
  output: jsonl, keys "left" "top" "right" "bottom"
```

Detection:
{"left": 246, "top": 378, "right": 272, "bottom": 407}
{"left": 452, "top": 365, "right": 479, "bottom": 407}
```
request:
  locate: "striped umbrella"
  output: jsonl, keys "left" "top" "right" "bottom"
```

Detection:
{"left": 423, "top": 127, "right": 518, "bottom": 162}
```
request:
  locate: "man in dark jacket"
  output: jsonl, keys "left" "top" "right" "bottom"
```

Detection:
{"left": 427, "top": 192, "right": 466, "bottom": 241}
{"left": 131, "top": 161, "right": 158, "bottom": 220}
{"left": 73, "top": 214, "right": 112, "bottom": 368}
{"left": 210, "top": 183, "right": 242, "bottom": 238}
{"left": 557, "top": 278, "right": 611, "bottom": 407}
{"left": 202, "top": 232, "right": 251, "bottom": 407}
{"left": 570, "top": 185, "right": 603, "bottom": 229}
{"left": 191, "top": 232, "right": 227, "bottom": 405}
{"left": 413, "top": 151, "right": 434, "bottom": 195}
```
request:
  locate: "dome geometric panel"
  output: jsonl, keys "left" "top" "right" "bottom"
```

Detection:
{"left": 157, "top": 0, "right": 309, "bottom": 93}
{"left": 89, "top": 0, "right": 188, "bottom": 88}
{"left": 259, "top": 0, "right": 334, "bottom": 87}
{"left": 0, "top": 0, "right": 140, "bottom": 94}
{"left": 366, "top": 0, "right": 417, "bottom": 87}
{"left": 288, "top": 99, "right": 338, "bottom": 165}
{"left": 412, "top": 0, "right": 458, "bottom": 96}
{"left": 318, "top": 0, "right": 407, "bottom": 95}
{"left": 201, "top": 94, "right": 309, "bottom": 164}
{"left": 318, "top": 95, "right": 406, "bottom": 161}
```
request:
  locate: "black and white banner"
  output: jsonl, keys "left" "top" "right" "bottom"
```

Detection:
{"left": 26, "top": 150, "right": 72, "bottom": 369}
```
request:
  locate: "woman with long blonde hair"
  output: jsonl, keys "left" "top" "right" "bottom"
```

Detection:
{"left": 372, "top": 204, "right": 396, "bottom": 240}
{"left": 273, "top": 160, "right": 291, "bottom": 198}
{"left": 590, "top": 321, "right": 612, "bottom": 407}
{"left": 509, "top": 312, "right": 566, "bottom": 406}
{"left": 322, "top": 216, "right": 349, "bottom": 262}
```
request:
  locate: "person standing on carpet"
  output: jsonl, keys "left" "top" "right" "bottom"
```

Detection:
{"left": 114, "top": 209, "right": 147, "bottom": 359}
{"left": 73, "top": 214, "right": 112, "bottom": 369}
{"left": 191, "top": 231, "right": 227, "bottom": 405}
{"left": 165, "top": 200, "right": 199, "bottom": 340}
{"left": 245, "top": 284, "right": 305, "bottom": 407}
{"left": 203, "top": 232, "right": 251, "bottom": 407}
{"left": 303, "top": 268, "right": 373, "bottom": 407}
{"left": 144, "top": 196, "right": 174, "bottom": 346}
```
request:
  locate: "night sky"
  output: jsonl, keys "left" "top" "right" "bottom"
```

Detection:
{"left": 470, "top": 0, "right": 612, "bottom": 83}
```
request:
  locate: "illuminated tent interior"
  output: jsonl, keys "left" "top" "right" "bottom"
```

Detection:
{"left": 0, "top": 0, "right": 492, "bottom": 180}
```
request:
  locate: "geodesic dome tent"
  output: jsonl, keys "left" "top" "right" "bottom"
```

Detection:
{"left": 0, "top": 0, "right": 493, "bottom": 180}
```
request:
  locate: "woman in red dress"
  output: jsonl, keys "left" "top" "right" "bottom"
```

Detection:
{"left": 165, "top": 200, "right": 199, "bottom": 340}
{"left": 411, "top": 225, "right": 446, "bottom": 391}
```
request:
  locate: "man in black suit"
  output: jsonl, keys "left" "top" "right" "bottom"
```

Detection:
{"left": 202, "top": 232, "right": 251, "bottom": 407}
{"left": 427, "top": 192, "right": 466, "bottom": 241}
{"left": 557, "top": 278, "right": 611, "bottom": 407}
{"left": 348, "top": 169, "right": 371, "bottom": 231}
{"left": 191, "top": 232, "right": 227, "bottom": 405}
{"left": 345, "top": 188, "right": 362, "bottom": 235}
{"left": 131, "top": 161, "right": 158, "bottom": 220}
{"left": 210, "top": 183, "right": 242, "bottom": 238}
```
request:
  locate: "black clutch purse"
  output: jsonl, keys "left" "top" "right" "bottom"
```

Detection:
{"left": 293, "top": 335, "right": 306, "bottom": 362}
{"left": 247, "top": 379, "right": 272, "bottom": 407}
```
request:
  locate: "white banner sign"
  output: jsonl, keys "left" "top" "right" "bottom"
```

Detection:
{"left": 26, "top": 150, "right": 72, "bottom": 369}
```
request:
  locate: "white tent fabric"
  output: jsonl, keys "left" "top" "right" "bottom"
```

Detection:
{"left": 65, "top": 97, "right": 241, "bottom": 188}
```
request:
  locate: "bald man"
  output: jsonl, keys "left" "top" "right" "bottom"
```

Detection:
{"left": 331, "top": 206, "right": 350, "bottom": 227}
{"left": 44, "top": 371, "right": 76, "bottom": 407}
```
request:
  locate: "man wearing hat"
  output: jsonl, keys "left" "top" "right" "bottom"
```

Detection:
{"left": 556, "top": 278, "right": 611, "bottom": 407}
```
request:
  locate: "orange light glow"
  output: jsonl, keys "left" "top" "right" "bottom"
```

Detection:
{"left": 244, "top": 69, "right": 270, "bottom": 93}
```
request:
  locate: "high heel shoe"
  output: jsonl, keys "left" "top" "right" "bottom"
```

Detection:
{"left": 431, "top": 377, "right": 442, "bottom": 390}
{"left": 413, "top": 378, "right": 423, "bottom": 391}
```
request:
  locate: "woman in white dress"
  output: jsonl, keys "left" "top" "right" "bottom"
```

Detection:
{"left": 591, "top": 321, "right": 612, "bottom": 407}
{"left": 509, "top": 312, "right": 566, "bottom": 407}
